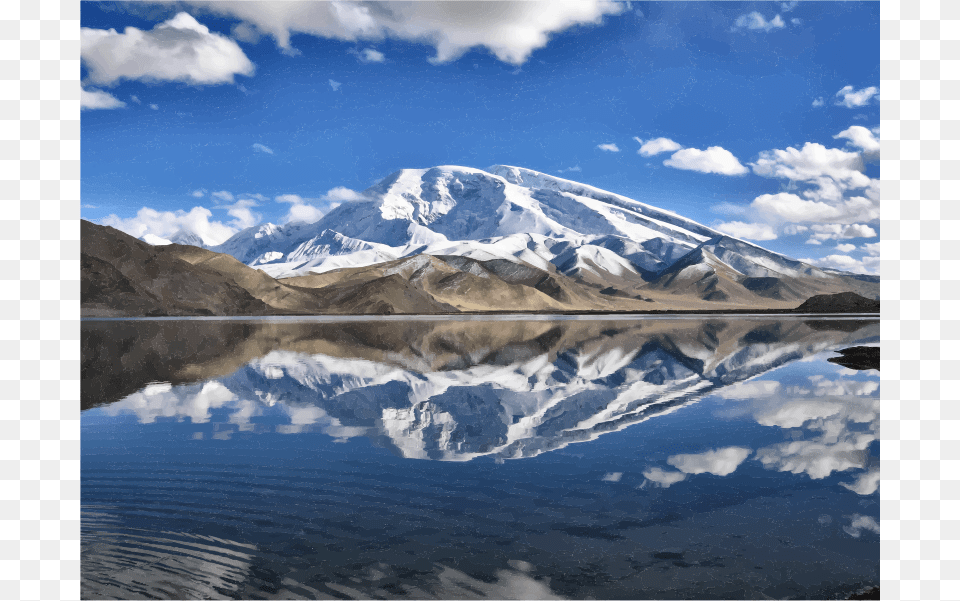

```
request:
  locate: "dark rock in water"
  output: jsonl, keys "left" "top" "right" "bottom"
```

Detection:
{"left": 828, "top": 346, "right": 879, "bottom": 371}
{"left": 847, "top": 585, "right": 880, "bottom": 600}
{"left": 795, "top": 292, "right": 880, "bottom": 313}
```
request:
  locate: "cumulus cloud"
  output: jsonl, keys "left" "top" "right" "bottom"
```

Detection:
{"left": 101, "top": 206, "right": 243, "bottom": 246}
{"left": 149, "top": 103, "right": 159, "bottom": 110}
{"left": 805, "top": 223, "right": 878, "bottom": 243}
{"left": 356, "top": 47, "right": 385, "bottom": 63}
{"left": 597, "top": 143, "right": 620, "bottom": 152}
{"left": 220, "top": 198, "right": 262, "bottom": 230}
{"left": 81, "top": 87, "right": 126, "bottom": 110}
{"left": 642, "top": 467, "right": 687, "bottom": 488}
{"left": 835, "top": 243, "right": 856, "bottom": 253}
{"left": 714, "top": 221, "right": 777, "bottom": 241}
{"left": 663, "top": 146, "right": 748, "bottom": 175}
{"left": 601, "top": 472, "right": 622, "bottom": 482}
{"left": 212, "top": 190, "right": 235, "bottom": 202}
{"left": 252, "top": 142, "right": 274, "bottom": 154}
{"left": 191, "top": 188, "right": 207, "bottom": 198}
{"left": 329, "top": 79, "right": 342, "bottom": 91}
{"left": 748, "top": 134, "right": 879, "bottom": 231}
{"left": 833, "top": 125, "right": 880, "bottom": 159}
{"left": 799, "top": 254, "right": 879, "bottom": 275}
{"left": 835, "top": 85, "right": 879, "bottom": 108}
{"left": 275, "top": 193, "right": 327, "bottom": 224}
{"left": 130, "top": 94, "right": 141, "bottom": 104}
{"left": 863, "top": 241, "right": 880, "bottom": 256}
{"left": 732, "top": 12, "right": 785, "bottom": 32}
{"left": 81, "top": 12, "right": 255, "bottom": 86}
{"left": 323, "top": 186, "right": 367, "bottom": 202}
{"left": 781, "top": 1, "right": 799, "bottom": 12}
{"left": 811, "top": 97, "right": 824, "bottom": 107}
{"left": 751, "top": 143, "right": 869, "bottom": 198}
{"left": 189, "top": 0, "right": 626, "bottom": 65}
{"left": 274, "top": 188, "right": 361, "bottom": 224}
{"left": 667, "top": 447, "right": 751, "bottom": 476}
{"left": 783, "top": 224, "right": 809, "bottom": 235}
{"left": 635, "top": 136, "right": 682, "bottom": 157}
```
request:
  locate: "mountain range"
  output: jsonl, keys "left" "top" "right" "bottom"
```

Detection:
{"left": 90, "top": 165, "right": 878, "bottom": 316}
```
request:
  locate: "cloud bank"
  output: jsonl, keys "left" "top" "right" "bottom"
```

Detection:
{"left": 81, "top": 12, "right": 255, "bottom": 86}
{"left": 189, "top": 0, "right": 625, "bottom": 65}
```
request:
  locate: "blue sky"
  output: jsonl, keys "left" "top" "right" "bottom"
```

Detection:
{"left": 81, "top": 1, "right": 879, "bottom": 273}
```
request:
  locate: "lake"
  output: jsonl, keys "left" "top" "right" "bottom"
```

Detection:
{"left": 81, "top": 316, "right": 879, "bottom": 600}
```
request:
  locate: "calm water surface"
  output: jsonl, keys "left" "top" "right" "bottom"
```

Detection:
{"left": 81, "top": 317, "right": 879, "bottom": 600}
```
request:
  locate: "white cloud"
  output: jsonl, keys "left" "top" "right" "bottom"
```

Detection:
{"left": 323, "top": 186, "right": 366, "bottom": 202}
{"left": 641, "top": 467, "right": 687, "bottom": 488}
{"left": 149, "top": 103, "right": 159, "bottom": 110}
{"left": 663, "top": 146, "right": 748, "bottom": 175}
{"left": 81, "top": 87, "right": 126, "bottom": 110}
{"left": 191, "top": 188, "right": 207, "bottom": 198}
{"left": 358, "top": 47, "right": 385, "bottom": 63}
{"left": 212, "top": 190, "right": 235, "bottom": 202}
{"left": 799, "top": 253, "right": 878, "bottom": 275}
{"left": 714, "top": 221, "right": 777, "bottom": 241}
{"left": 782, "top": 224, "right": 809, "bottom": 235}
{"left": 252, "top": 142, "right": 274, "bottom": 154}
{"left": 751, "top": 143, "right": 869, "bottom": 196}
{"left": 835, "top": 243, "right": 856, "bottom": 253}
{"left": 781, "top": 1, "right": 799, "bottom": 12}
{"left": 833, "top": 125, "right": 880, "bottom": 158}
{"left": 863, "top": 241, "right": 880, "bottom": 256}
{"left": 101, "top": 206, "right": 243, "bottom": 246}
{"left": 749, "top": 137, "right": 879, "bottom": 226}
{"left": 635, "top": 136, "right": 682, "bottom": 157}
{"left": 221, "top": 198, "right": 261, "bottom": 230}
{"left": 843, "top": 514, "right": 880, "bottom": 538}
{"left": 601, "top": 472, "right": 622, "bottom": 482}
{"left": 329, "top": 79, "right": 342, "bottom": 91}
{"left": 275, "top": 192, "right": 345, "bottom": 224}
{"left": 557, "top": 165, "right": 581, "bottom": 174}
{"left": 835, "top": 85, "right": 879, "bottom": 108}
{"left": 733, "top": 12, "right": 785, "bottom": 32}
{"left": 811, "top": 97, "right": 824, "bottom": 107}
{"left": 597, "top": 143, "right": 620, "bottom": 152}
{"left": 82, "top": 203, "right": 98, "bottom": 209}
{"left": 806, "top": 223, "right": 878, "bottom": 243}
{"left": 81, "top": 12, "right": 255, "bottom": 86}
{"left": 130, "top": 94, "right": 141, "bottom": 104}
{"left": 189, "top": 1, "right": 626, "bottom": 65}
{"left": 791, "top": 18, "right": 802, "bottom": 26}
{"left": 667, "top": 447, "right": 751, "bottom": 477}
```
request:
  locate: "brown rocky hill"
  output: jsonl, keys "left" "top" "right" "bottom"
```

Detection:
{"left": 794, "top": 292, "right": 881, "bottom": 313}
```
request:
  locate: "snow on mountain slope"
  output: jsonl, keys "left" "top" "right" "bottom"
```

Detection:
{"left": 213, "top": 165, "right": 723, "bottom": 278}
{"left": 203, "top": 165, "right": 876, "bottom": 303}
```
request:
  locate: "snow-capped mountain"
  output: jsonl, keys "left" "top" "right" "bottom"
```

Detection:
{"left": 203, "top": 165, "right": 876, "bottom": 304}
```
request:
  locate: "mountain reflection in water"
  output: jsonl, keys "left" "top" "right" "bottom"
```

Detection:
{"left": 82, "top": 317, "right": 879, "bottom": 600}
